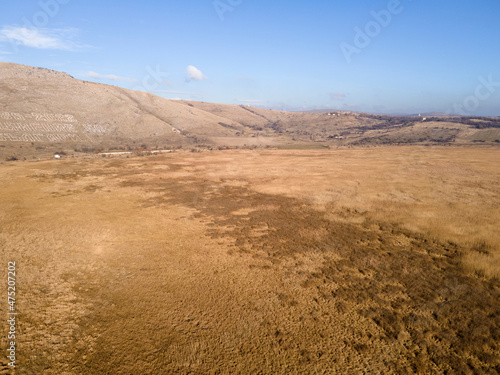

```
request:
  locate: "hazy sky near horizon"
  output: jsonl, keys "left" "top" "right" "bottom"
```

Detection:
{"left": 0, "top": 0, "right": 499, "bottom": 115}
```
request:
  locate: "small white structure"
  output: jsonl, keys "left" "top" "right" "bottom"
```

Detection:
{"left": 54, "top": 154, "right": 61, "bottom": 159}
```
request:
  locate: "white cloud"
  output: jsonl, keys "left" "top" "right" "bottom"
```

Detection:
{"left": 87, "top": 71, "right": 137, "bottom": 83}
{"left": 0, "top": 26, "right": 85, "bottom": 51}
{"left": 0, "top": 50, "right": 13, "bottom": 55}
{"left": 186, "top": 65, "right": 207, "bottom": 82}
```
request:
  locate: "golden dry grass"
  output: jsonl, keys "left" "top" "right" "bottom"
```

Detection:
{"left": 0, "top": 146, "right": 499, "bottom": 374}
{"left": 181, "top": 146, "right": 499, "bottom": 279}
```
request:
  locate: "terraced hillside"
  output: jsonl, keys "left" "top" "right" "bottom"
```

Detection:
{"left": 1, "top": 63, "right": 499, "bottom": 161}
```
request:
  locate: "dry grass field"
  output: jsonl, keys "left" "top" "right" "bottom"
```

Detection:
{"left": 1, "top": 146, "right": 499, "bottom": 374}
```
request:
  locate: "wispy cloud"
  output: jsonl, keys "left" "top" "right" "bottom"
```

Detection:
{"left": 87, "top": 71, "right": 137, "bottom": 83}
{"left": 0, "top": 26, "right": 87, "bottom": 51}
{"left": 342, "top": 103, "right": 358, "bottom": 110}
{"left": 0, "top": 49, "right": 14, "bottom": 55}
{"left": 186, "top": 65, "right": 207, "bottom": 82}
{"left": 329, "top": 92, "right": 347, "bottom": 101}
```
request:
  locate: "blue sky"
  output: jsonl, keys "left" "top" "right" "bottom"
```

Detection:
{"left": 1, "top": 0, "right": 499, "bottom": 115}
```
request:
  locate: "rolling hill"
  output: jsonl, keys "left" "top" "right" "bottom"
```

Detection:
{"left": 1, "top": 62, "right": 499, "bottom": 160}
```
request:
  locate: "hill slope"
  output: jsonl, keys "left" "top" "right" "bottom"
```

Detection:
{"left": 1, "top": 63, "right": 499, "bottom": 159}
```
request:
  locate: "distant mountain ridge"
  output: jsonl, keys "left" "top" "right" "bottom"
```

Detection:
{"left": 408, "top": 112, "right": 458, "bottom": 117}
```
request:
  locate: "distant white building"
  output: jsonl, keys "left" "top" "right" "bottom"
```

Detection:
{"left": 54, "top": 154, "right": 61, "bottom": 159}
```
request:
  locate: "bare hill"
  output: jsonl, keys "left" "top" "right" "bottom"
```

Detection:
{"left": 0, "top": 63, "right": 247, "bottom": 158}
{"left": 1, "top": 63, "right": 499, "bottom": 160}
